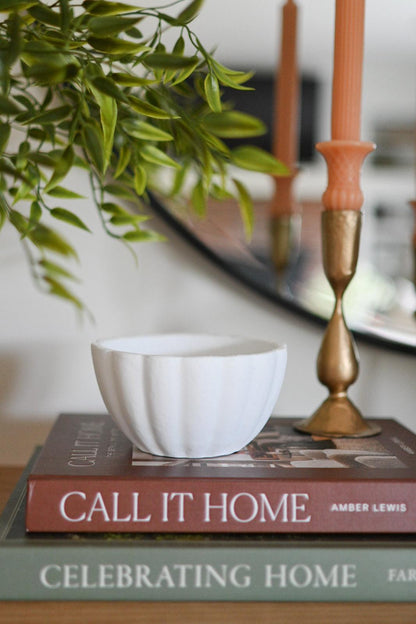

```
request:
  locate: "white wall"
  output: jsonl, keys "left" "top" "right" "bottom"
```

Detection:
{"left": 1, "top": 168, "right": 415, "bottom": 464}
{"left": 1, "top": 0, "right": 416, "bottom": 464}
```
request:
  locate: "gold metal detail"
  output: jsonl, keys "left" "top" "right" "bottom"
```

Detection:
{"left": 270, "top": 213, "right": 301, "bottom": 274}
{"left": 296, "top": 210, "right": 381, "bottom": 438}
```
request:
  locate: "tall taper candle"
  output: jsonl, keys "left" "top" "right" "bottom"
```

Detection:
{"left": 331, "top": 0, "right": 365, "bottom": 141}
{"left": 273, "top": 0, "right": 299, "bottom": 171}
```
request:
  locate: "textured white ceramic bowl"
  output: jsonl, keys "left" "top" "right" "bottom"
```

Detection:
{"left": 91, "top": 333, "right": 287, "bottom": 458}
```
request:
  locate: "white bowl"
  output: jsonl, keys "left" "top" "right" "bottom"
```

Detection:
{"left": 91, "top": 333, "right": 287, "bottom": 458}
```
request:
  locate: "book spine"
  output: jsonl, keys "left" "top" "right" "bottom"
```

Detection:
{"left": 26, "top": 478, "right": 416, "bottom": 533}
{"left": 0, "top": 543, "right": 415, "bottom": 601}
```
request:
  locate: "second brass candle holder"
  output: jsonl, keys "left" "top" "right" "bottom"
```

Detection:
{"left": 270, "top": 173, "right": 301, "bottom": 280}
{"left": 296, "top": 139, "right": 380, "bottom": 438}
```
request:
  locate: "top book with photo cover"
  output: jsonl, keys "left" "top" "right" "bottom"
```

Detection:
{"left": 26, "top": 413, "right": 416, "bottom": 533}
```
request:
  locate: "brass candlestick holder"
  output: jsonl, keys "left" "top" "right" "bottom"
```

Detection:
{"left": 270, "top": 173, "right": 301, "bottom": 279}
{"left": 296, "top": 139, "right": 380, "bottom": 438}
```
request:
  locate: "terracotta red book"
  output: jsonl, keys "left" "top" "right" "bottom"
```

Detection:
{"left": 26, "top": 413, "right": 416, "bottom": 533}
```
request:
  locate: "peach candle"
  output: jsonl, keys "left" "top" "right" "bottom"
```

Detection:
{"left": 331, "top": 0, "right": 366, "bottom": 141}
{"left": 273, "top": 0, "right": 299, "bottom": 170}
{"left": 316, "top": 0, "right": 374, "bottom": 212}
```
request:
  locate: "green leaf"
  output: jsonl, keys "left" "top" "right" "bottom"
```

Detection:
{"left": 43, "top": 276, "right": 83, "bottom": 310}
{"left": 152, "top": 12, "right": 179, "bottom": 27}
{"left": 28, "top": 5, "right": 61, "bottom": 27}
{"left": 27, "top": 152, "right": 57, "bottom": 167}
{"left": 0, "top": 157, "right": 28, "bottom": 182}
{"left": 140, "top": 145, "right": 179, "bottom": 169}
{"left": 203, "top": 111, "right": 266, "bottom": 138}
{"left": 127, "top": 96, "right": 176, "bottom": 120}
{"left": 87, "top": 78, "right": 117, "bottom": 173}
{"left": 110, "top": 72, "right": 155, "bottom": 87}
{"left": 103, "top": 184, "right": 136, "bottom": 201}
{"left": 44, "top": 145, "right": 74, "bottom": 192}
{"left": 191, "top": 179, "right": 206, "bottom": 217}
{"left": 28, "top": 223, "right": 78, "bottom": 258}
{"left": 122, "top": 229, "right": 162, "bottom": 242}
{"left": 88, "top": 15, "right": 141, "bottom": 36}
{"left": 173, "top": 36, "right": 185, "bottom": 56}
{"left": 0, "top": 95, "right": 21, "bottom": 116}
{"left": 100, "top": 201, "right": 126, "bottom": 215}
{"left": 87, "top": 36, "right": 148, "bottom": 56}
{"left": 39, "top": 258, "right": 77, "bottom": 281}
{"left": 170, "top": 162, "right": 189, "bottom": 196}
{"left": 91, "top": 76, "right": 126, "bottom": 102}
{"left": 144, "top": 53, "right": 199, "bottom": 71}
{"left": 50, "top": 207, "right": 91, "bottom": 232}
{"left": 204, "top": 73, "right": 221, "bottom": 113}
{"left": 109, "top": 213, "right": 148, "bottom": 226}
{"left": 6, "top": 12, "right": 22, "bottom": 66}
{"left": 59, "top": 0, "right": 72, "bottom": 34}
{"left": 28, "top": 127, "right": 47, "bottom": 141}
{"left": 0, "top": 0, "right": 37, "bottom": 10}
{"left": 0, "top": 123, "right": 11, "bottom": 154}
{"left": 210, "top": 183, "right": 234, "bottom": 200}
{"left": 125, "top": 26, "right": 143, "bottom": 39}
{"left": 177, "top": 0, "right": 204, "bottom": 24}
{"left": 13, "top": 177, "right": 37, "bottom": 204}
{"left": 233, "top": 178, "right": 253, "bottom": 240}
{"left": 21, "top": 40, "right": 58, "bottom": 59}
{"left": 13, "top": 94, "right": 34, "bottom": 112}
{"left": 46, "top": 186, "right": 85, "bottom": 199}
{"left": 133, "top": 164, "right": 146, "bottom": 195}
{"left": 24, "top": 105, "right": 71, "bottom": 125}
{"left": 211, "top": 60, "right": 253, "bottom": 90}
{"left": 82, "top": 121, "right": 105, "bottom": 174}
{"left": 231, "top": 146, "right": 290, "bottom": 175}
{"left": 9, "top": 209, "right": 28, "bottom": 235}
{"left": 83, "top": 1, "right": 140, "bottom": 16}
{"left": 0, "top": 195, "right": 7, "bottom": 231}
{"left": 29, "top": 200, "right": 42, "bottom": 225}
{"left": 114, "top": 145, "right": 131, "bottom": 178}
{"left": 121, "top": 119, "right": 173, "bottom": 142}
{"left": 171, "top": 57, "right": 200, "bottom": 86}
{"left": 25, "top": 62, "right": 75, "bottom": 85}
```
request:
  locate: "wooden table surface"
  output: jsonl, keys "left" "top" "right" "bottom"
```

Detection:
{"left": 1, "top": 465, "right": 416, "bottom": 624}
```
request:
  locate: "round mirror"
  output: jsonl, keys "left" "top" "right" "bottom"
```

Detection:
{"left": 152, "top": 0, "right": 416, "bottom": 354}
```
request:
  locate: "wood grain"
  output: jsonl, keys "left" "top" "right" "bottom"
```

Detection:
{"left": 0, "top": 466, "right": 415, "bottom": 623}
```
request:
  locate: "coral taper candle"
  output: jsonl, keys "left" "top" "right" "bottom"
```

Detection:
{"left": 273, "top": 0, "right": 299, "bottom": 171}
{"left": 331, "top": 0, "right": 366, "bottom": 141}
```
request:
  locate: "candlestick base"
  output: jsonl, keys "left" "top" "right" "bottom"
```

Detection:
{"left": 296, "top": 396, "right": 381, "bottom": 438}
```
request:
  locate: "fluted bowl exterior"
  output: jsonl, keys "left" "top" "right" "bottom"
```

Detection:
{"left": 91, "top": 334, "right": 287, "bottom": 458}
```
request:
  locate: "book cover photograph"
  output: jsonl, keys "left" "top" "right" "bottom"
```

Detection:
{"left": 25, "top": 413, "right": 416, "bottom": 533}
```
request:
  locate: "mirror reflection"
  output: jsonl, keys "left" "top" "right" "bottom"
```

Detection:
{"left": 152, "top": 0, "right": 416, "bottom": 353}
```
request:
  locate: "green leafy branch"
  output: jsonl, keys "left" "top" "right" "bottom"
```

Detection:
{"left": 0, "top": 0, "right": 288, "bottom": 310}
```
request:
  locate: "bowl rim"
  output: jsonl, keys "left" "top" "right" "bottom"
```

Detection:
{"left": 91, "top": 332, "right": 287, "bottom": 359}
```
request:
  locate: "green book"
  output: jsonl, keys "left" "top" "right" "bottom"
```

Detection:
{"left": 1, "top": 449, "right": 416, "bottom": 602}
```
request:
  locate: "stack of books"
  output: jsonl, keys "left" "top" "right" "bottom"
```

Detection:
{"left": 1, "top": 413, "right": 416, "bottom": 601}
